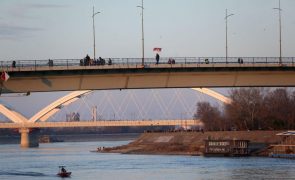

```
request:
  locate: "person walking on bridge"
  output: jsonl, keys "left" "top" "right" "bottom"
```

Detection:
{"left": 156, "top": 53, "right": 160, "bottom": 65}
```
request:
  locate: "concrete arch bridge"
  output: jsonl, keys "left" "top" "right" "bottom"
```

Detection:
{"left": 0, "top": 88, "right": 230, "bottom": 147}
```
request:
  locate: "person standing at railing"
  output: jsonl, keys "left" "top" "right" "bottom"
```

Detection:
{"left": 168, "top": 58, "right": 175, "bottom": 65}
{"left": 98, "top": 57, "right": 105, "bottom": 65}
{"left": 238, "top": 58, "right": 243, "bottom": 64}
{"left": 48, "top": 59, "right": 53, "bottom": 67}
{"left": 156, "top": 53, "right": 160, "bottom": 65}
{"left": 85, "top": 54, "right": 90, "bottom": 66}
{"left": 11, "top": 61, "right": 16, "bottom": 68}
{"left": 108, "top": 58, "right": 112, "bottom": 65}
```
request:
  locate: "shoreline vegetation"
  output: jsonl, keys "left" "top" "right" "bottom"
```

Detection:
{"left": 96, "top": 131, "right": 284, "bottom": 156}
{"left": 196, "top": 88, "right": 295, "bottom": 132}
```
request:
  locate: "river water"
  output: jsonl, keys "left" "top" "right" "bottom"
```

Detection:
{"left": 0, "top": 141, "right": 294, "bottom": 180}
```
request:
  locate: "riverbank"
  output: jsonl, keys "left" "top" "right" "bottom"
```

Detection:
{"left": 100, "top": 131, "right": 283, "bottom": 156}
{"left": 0, "top": 133, "right": 140, "bottom": 144}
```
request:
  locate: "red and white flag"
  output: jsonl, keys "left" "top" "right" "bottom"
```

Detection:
{"left": 1, "top": 72, "right": 10, "bottom": 81}
{"left": 153, "top": 47, "right": 162, "bottom": 52}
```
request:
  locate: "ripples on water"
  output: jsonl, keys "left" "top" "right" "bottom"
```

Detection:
{"left": 0, "top": 141, "right": 294, "bottom": 180}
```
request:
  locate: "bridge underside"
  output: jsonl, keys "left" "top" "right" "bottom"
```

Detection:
{"left": 2, "top": 65, "right": 295, "bottom": 93}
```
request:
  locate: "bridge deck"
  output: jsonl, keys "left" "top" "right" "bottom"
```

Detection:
{"left": 0, "top": 120, "right": 201, "bottom": 129}
{"left": 2, "top": 57, "right": 294, "bottom": 73}
{"left": 3, "top": 62, "right": 295, "bottom": 73}
{"left": 1, "top": 57, "right": 295, "bottom": 93}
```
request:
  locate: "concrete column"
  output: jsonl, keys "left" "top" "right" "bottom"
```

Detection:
{"left": 19, "top": 128, "right": 39, "bottom": 148}
{"left": 19, "top": 128, "right": 30, "bottom": 148}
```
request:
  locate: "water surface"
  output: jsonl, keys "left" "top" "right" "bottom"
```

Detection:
{"left": 0, "top": 141, "right": 294, "bottom": 180}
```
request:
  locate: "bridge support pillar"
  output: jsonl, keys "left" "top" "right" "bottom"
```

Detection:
{"left": 19, "top": 128, "right": 39, "bottom": 148}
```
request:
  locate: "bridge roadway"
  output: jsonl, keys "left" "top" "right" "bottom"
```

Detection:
{"left": 1, "top": 57, "right": 295, "bottom": 93}
{"left": 0, "top": 119, "right": 201, "bottom": 129}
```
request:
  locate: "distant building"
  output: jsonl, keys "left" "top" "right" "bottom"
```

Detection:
{"left": 204, "top": 139, "right": 249, "bottom": 156}
{"left": 66, "top": 112, "right": 80, "bottom": 122}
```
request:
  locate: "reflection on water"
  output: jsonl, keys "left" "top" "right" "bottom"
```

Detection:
{"left": 0, "top": 171, "right": 46, "bottom": 177}
{"left": 0, "top": 141, "right": 294, "bottom": 180}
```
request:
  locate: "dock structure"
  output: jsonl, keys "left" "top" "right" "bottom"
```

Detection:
{"left": 204, "top": 139, "right": 249, "bottom": 156}
{"left": 269, "top": 131, "right": 295, "bottom": 159}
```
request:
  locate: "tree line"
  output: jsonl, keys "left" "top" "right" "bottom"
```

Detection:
{"left": 194, "top": 88, "right": 295, "bottom": 131}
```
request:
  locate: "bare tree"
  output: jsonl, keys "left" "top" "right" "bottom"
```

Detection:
{"left": 194, "top": 88, "right": 295, "bottom": 131}
{"left": 225, "top": 88, "right": 264, "bottom": 130}
{"left": 263, "top": 88, "right": 292, "bottom": 130}
{"left": 290, "top": 91, "right": 295, "bottom": 129}
{"left": 194, "top": 102, "right": 224, "bottom": 131}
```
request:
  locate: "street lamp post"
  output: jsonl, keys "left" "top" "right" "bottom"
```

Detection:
{"left": 137, "top": 0, "right": 145, "bottom": 67}
{"left": 274, "top": 0, "right": 283, "bottom": 64}
{"left": 92, "top": 6, "right": 101, "bottom": 61}
{"left": 225, "top": 9, "right": 234, "bottom": 64}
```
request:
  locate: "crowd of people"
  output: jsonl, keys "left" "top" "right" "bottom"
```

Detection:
{"left": 80, "top": 54, "right": 112, "bottom": 66}
{"left": 168, "top": 58, "right": 176, "bottom": 64}
{"left": 155, "top": 53, "right": 177, "bottom": 65}
{"left": 238, "top": 58, "right": 244, "bottom": 64}
{"left": 8, "top": 54, "right": 248, "bottom": 69}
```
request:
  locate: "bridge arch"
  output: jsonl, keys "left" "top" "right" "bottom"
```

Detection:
{"left": 0, "top": 104, "right": 28, "bottom": 123}
{"left": 28, "top": 90, "right": 92, "bottom": 123}
{"left": 192, "top": 88, "right": 232, "bottom": 104}
{"left": 0, "top": 88, "right": 230, "bottom": 124}
{"left": 27, "top": 88, "right": 230, "bottom": 123}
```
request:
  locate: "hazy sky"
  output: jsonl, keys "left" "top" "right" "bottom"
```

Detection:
{"left": 0, "top": 0, "right": 295, "bottom": 61}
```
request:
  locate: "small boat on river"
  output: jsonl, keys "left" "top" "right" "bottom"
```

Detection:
{"left": 57, "top": 166, "right": 71, "bottom": 178}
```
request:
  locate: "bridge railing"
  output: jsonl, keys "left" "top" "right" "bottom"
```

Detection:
{"left": 0, "top": 119, "right": 201, "bottom": 128}
{"left": 1, "top": 57, "right": 294, "bottom": 72}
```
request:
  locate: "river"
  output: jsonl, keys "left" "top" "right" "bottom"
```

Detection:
{"left": 0, "top": 141, "right": 294, "bottom": 180}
